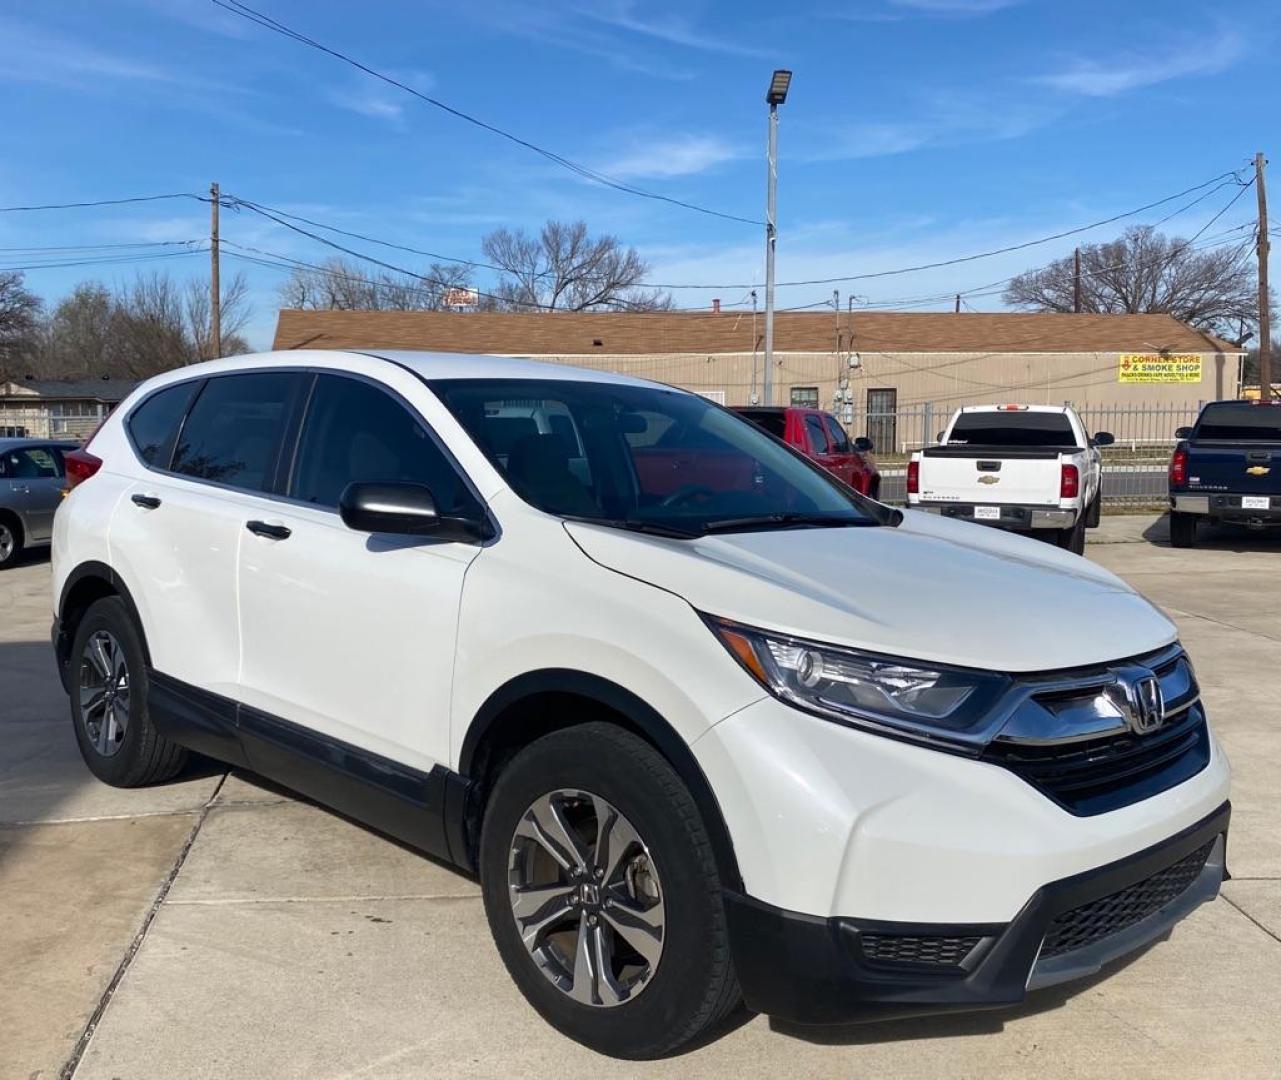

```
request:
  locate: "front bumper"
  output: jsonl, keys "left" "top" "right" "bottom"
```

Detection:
{"left": 725, "top": 801, "right": 1229, "bottom": 1024}
{"left": 1171, "top": 492, "right": 1281, "bottom": 524}
{"left": 913, "top": 501, "right": 1077, "bottom": 530}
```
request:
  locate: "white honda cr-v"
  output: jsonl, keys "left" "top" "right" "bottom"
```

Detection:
{"left": 52, "top": 350, "right": 1229, "bottom": 1058}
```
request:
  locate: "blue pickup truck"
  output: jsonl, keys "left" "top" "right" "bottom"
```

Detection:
{"left": 1168, "top": 400, "right": 1281, "bottom": 547}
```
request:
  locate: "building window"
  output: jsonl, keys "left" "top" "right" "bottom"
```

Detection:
{"left": 790, "top": 386, "right": 819, "bottom": 408}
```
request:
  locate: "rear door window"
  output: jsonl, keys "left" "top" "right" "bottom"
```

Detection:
{"left": 290, "top": 374, "right": 474, "bottom": 513}
{"left": 172, "top": 372, "right": 297, "bottom": 492}
{"left": 804, "top": 414, "right": 830, "bottom": 454}
{"left": 128, "top": 381, "right": 201, "bottom": 467}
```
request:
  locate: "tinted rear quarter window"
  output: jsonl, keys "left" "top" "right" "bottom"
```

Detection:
{"left": 734, "top": 410, "right": 786, "bottom": 438}
{"left": 172, "top": 373, "right": 296, "bottom": 492}
{"left": 291, "top": 374, "right": 471, "bottom": 512}
{"left": 127, "top": 382, "right": 200, "bottom": 466}
{"left": 948, "top": 412, "right": 1077, "bottom": 448}
{"left": 1194, "top": 405, "right": 1281, "bottom": 442}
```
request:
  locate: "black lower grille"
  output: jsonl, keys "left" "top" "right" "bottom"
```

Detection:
{"left": 860, "top": 933, "right": 983, "bottom": 969}
{"left": 982, "top": 705, "right": 1211, "bottom": 816}
{"left": 1040, "top": 840, "right": 1216, "bottom": 958}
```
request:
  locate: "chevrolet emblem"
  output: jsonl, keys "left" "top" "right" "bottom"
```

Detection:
{"left": 977, "top": 475, "right": 1000, "bottom": 485}
{"left": 1247, "top": 465, "right": 1271, "bottom": 476}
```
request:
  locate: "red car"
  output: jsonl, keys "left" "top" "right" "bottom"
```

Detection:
{"left": 734, "top": 406, "right": 881, "bottom": 498}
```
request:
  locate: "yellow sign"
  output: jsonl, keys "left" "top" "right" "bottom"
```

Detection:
{"left": 1118, "top": 354, "right": 1203, "bottom": 384}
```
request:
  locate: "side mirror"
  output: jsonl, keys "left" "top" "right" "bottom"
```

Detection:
{"left": 1092, "top": 431, "right": 1115, "bottom": 447}
{"left": 339, "top": 481, "right": 486, "bottom": 542}
{"left": 1175, "top": 426, "right": 1193, "bottom": 440}
{"left": 936, "top": 431, "right": 945, "bottom": 444}
{"left": 853, "top": 436, "right": 874, "bottom": 453}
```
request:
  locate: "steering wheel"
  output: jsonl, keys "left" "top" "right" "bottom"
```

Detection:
{"left": 660, "top": 483, "right": 716, "bottom": 508}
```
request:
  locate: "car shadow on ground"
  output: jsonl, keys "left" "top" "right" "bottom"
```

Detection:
{"left": 1142, "top": 513, "right": 1281, "bottom": 552}
{"left": 769, "top": 943, "right": 1158, "bottom": 1046}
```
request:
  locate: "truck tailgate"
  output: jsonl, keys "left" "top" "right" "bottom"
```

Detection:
{"left": 918, "top": 446, "right": 1062, "bottom": 505}
{"left": 1185, "top": 444, "right": 1281, "bottom": 496}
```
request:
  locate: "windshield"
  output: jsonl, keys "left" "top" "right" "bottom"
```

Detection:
{"left": 946, "top": 411, "right": 1079, "bottom": 448}
{"left": 430, "top": 379, "right": 879, "bottom": 535}
{"left": 1194, "top": 403, "right": 1281, "bottom": 442}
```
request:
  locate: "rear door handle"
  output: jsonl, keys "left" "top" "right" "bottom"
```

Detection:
{"left": 246, "top": 520, "right": 291, "bottom": 540}
{"left": 131, "top": 494, "right": 162, "bottom": 509}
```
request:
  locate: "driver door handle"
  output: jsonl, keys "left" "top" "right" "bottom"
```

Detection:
{"left": 131, "top": 494, "right": 162, "bottom": 509}
{"left": 246, "top": 520, "right": 291, "bottom": 540}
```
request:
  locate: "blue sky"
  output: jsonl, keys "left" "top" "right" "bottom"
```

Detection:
{"left": 0, "top": 0, "right": 1276, "bottom": 348}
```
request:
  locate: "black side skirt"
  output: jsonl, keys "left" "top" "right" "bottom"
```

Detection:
{"left": 147, "top": 669, "right": 475, "bottom": 872}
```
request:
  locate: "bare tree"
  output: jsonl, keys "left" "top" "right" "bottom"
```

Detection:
{"left": 36, "top": 270, "right": 255, "bottom": 379}
{"left": 278, "top": 257, "right": 477, "bottom": 312}
{"left": 0, "top": 271, "right": 43, "bottom": 383}
{"left": 186, "top": 272, "right": 252, "bottom": 359}
{"left": 482, "top": 221, "right": 671, "bottom": 311}
{"left": 1004, "top": 226, "right": 1258, "bottom": 338}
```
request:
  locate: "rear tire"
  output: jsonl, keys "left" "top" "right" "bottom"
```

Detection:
{"left": 1086, "top": 494, "right": 1102, "bottom": 528}
{"left": 69, "top": 597, "right": 188, "bottom": 787}
{"left": 479, "top": 723, "right": 740, "bottom": 1059}
{"left": 0, "top": 515, "right": 23, "bottom": 569}
{"left": 1056, "top": 517, "right": 1086, "bottom": 555}
{"left": 1169, "top": 511, "right": 1198, "bottom": 548}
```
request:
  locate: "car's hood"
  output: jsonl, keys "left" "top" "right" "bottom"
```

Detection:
{"left": 565, "top": 511, "right": 1175, "bottom": 672}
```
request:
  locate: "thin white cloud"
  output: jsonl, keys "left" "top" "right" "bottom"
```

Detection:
{"left": 327, "top": 70, "right": 434, "bottom": 124}
{"left": 599, "top": 135, "right": 742, "bottom": 179}
{"left": 579, "top": 1, "right": 769, "bottom": 58}
{"left": 806, "top": 91, "right": 1059, "bottom": 161}
{"left": 891, "top": 0, "right": 1023, "bottom": 13}
{"left": 0, "top": 17, "right": 178, "bottom": 86}
{"left": 1035, "top": 28, "right": 1245, "bottom": 97}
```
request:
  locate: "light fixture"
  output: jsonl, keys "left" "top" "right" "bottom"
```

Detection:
{"left": 766, "top": 69, "right": 792, "bottom": 106}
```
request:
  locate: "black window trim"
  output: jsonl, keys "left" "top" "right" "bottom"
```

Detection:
{"left": 124, "top": 365, "right": 497, "bottom": 539}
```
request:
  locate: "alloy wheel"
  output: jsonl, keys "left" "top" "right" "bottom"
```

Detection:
{"left": 507, "top": 789, "right": 665, "bottom": 1008}
{"left": 79, "top": 630, "right": 131, "bottom": 757}
{"left": 0, "top": 524, "right": 13, "bottom": 563}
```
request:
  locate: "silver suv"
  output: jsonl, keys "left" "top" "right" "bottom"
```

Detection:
{"left": 0, "top": 437, "right": 77, "bottom": 568}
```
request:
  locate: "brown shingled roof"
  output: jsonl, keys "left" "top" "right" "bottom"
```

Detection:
{"left": 273, "top": 309, "right": 1238, "bottom": 356}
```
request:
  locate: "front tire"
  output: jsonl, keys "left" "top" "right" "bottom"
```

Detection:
{"left": 479, "top": 723, "right": 740, "bottom": 1059}
{"left": 1169, "top": 511, "right": 1198, "bottom": 548}
{"left": 69, "top": 597, "right": 188, "bottom": 787}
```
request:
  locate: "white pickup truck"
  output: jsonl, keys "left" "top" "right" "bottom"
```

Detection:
{"left": 907, "top": 404, "right": 1113, "bottom": 553}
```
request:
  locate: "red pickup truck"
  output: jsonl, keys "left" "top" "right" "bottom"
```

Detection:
{"left": 733, "top": 406, "right": 881, "bottom": 498}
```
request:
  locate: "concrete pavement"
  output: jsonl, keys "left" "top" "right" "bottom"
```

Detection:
{"left": 1, "top": 517, "right": 1278, "bottom": 1079}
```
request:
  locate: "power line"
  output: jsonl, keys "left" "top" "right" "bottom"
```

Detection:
{"left": 0, "top": 193, "right": 203, "bottom": 213}
{"left": 210, "top": 0, "right": 762, "bottom": 227}
{"left": 650, "top": 168, "right": 1251, "bottom": 289}
{"left": 0, "top": 248, "right": 206, "bottom": 272}
{"left": 0, "top": 240, "right": 201, "bottom": 253}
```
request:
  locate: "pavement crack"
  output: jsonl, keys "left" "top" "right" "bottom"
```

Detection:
{"left": 164, "top": 892, "right": 481, "bottom": 905}
{"left": 1161, "top": 604, "right": 1281, "bottom": 645}
{"left": 1221, "top": 893, "right": 1281, "bottom": 947}
{"left": 59, "top": 771, "right": 229, "bottom": 1080}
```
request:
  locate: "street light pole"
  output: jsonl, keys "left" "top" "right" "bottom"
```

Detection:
{"left": 763, "top": 70, "right": 791, "bottom": 407}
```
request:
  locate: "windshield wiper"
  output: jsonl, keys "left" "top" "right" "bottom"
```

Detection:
{"left": 698, "top": 513, "right": 876, "bottom": 535}
{"left": 562, "top": 516, "right": 702, "bottom": 540}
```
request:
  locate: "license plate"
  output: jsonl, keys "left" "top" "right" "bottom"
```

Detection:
{"left": 974, "top": 506, "right": 1001, "bottom": 521}
{"left": 1242, "top": 495, "right": 1270, "bottom": 510}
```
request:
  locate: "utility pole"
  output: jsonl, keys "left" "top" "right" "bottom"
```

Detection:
{"left": 1255, "top": 153, "right": 1271, "bottom": 400}
{"left": 1073, "top": 247, "right": 1082, "bottom": 313}
{"left": 763, "top": 70, "right": 791, "bottom": 406}
{"left": 954, "top": 293, "right": 961, "bottom": 314}
{"left": 210, "top": 181, "right": 222, "bottom": 360}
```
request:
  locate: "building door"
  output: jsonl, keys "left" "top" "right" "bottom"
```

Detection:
{"left": 865, "top": 388, "right": 897, "bottom": 454}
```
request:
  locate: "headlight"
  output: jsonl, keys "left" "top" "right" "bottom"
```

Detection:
{"left": 707, "top": 616, "right": 1009, "bottom": 748}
